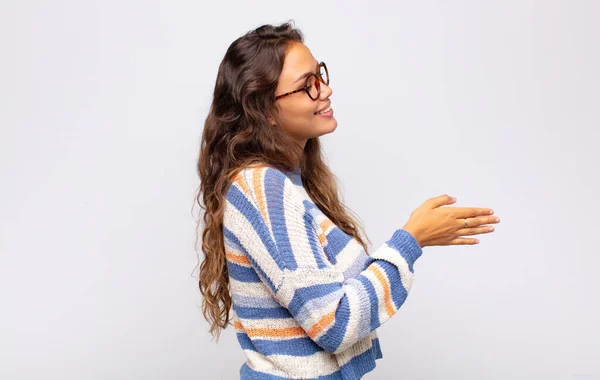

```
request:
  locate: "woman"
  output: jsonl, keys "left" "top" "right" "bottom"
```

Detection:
{"left": 195, "top": 21, "right": 500, "bottom": 380}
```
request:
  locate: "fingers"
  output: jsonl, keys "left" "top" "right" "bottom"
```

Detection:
{"left": 453, "top": 216, "right": 500, "bottom": 244}
{"left": 427, "top": 194, "right": 456, "bottom": 208}
{"left": 426, "top": 196, "right": 494, "bottom": 219}
{"left": 455, "top": 225, "right": 495, "bottom": 236}
{"left": 448, "top": 237, "right": 479, "bottom": 245}
{"left": 457, "top": 216, "right": 501, "bottom": 229}
{"left": 452, "top": 207, "right": 495, "bottom": 218}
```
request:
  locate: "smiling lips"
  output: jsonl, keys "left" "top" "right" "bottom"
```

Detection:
{"left": 315, "top": 104, "right": 332, "bottom": 115}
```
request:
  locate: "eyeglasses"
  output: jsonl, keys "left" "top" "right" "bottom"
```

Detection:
{"left": 274, "top": 62, "right": 329, "bottom": 101}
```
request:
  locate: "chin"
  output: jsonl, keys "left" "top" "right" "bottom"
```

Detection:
{"left": 330, "top": 123, "right": 338, "bottom": 133}
{"left": 326, "top": 119, "right": 338, "bottom": 133}
{"left": 317, "top": 120, "right": 338, "bottom": 137}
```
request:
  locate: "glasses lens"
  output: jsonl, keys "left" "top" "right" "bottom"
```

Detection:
{"left": 318, "top": 64, "right": 329, "bottom": 85}
{"left": 306, "top": 74, "right": 319, "bottom": 100}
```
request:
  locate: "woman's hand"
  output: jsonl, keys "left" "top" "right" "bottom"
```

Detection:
{"left": 402, "top": 194, "right": 500, "bottom": 248}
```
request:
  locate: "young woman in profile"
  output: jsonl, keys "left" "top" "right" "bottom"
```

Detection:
{"left": 195, "top": 21, "right": 500, "bottom": 380}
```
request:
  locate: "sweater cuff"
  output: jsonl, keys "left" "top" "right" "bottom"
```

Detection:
{"left": 384, "top": 229, "right": 423, "bottom": 268}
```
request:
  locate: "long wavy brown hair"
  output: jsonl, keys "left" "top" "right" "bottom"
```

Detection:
{"left": 194, "top": 20, "right": 372, "bottom": 342}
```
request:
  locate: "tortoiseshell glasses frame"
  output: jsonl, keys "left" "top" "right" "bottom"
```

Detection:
{"left": 274, "top": 62, "right": 329, "bottom": 101}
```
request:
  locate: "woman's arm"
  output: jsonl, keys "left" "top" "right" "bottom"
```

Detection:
{"left": 223, "top": 167, "right": 423, "bottom": 354}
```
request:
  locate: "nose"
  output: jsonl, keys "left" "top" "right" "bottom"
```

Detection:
{"left": 319, "top": 81, "right": 333, "bottom": 99}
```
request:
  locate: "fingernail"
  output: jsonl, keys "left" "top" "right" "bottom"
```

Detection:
{"left": 488, "top": 209, "right": 494, "bottom": 214}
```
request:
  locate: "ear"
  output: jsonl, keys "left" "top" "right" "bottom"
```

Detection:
{"left": 268, "top": 107, "right": 279, "bottom": 126}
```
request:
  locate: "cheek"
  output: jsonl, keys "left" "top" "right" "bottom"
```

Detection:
{"left": 280, "top": 104, "right": 316, "bottom": 125}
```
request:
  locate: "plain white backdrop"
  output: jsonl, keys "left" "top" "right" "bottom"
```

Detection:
{"left": 1, "top": 1, "right": 599, "bottom": 379}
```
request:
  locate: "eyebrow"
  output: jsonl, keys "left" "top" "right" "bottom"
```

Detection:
{"left": 294, "top": 62, "right": 320, "bottom": 83}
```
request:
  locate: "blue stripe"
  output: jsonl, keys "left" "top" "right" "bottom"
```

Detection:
{"left": 227, "top": 184, "right": 285, "bottom": 270}
{"left": 223, "top": 233, "right": 244, "bottom": 252}
{"left": 223, "top": 226, "right": 276, "bottom": 292}
{"left": 379, "top": 260, "right": 409, "bottom": 310}
{"left": 237, "top": 337, "right": 382, "bottom": 378}
{"left": 227, "top": 261, "right": 262, "bottom": 283}
{"left": 251, "top": 337, "right": 323, "bottom": 356}
{"left": 322, "top": 228, "right": 352, "bottom": 265}
{"left": 342, "top": 253, "right": 368, "bottom": 280}
{"left": 234, "top": 305, "right": 292, "bottom": 319}
{"left": 372, "top": 337, "right": 383, "bottom": 358}
{"left": 385, "top": 229, "right": 423, "bottom": 271}
{"left": 288, "top": 282, "right": 341, "bottom": 316}
{"left": 316, "top": 292, "right": 350, "bottom": 352}
{"left": 264, "top": 168, "right": 298, "bottom": 269}
{"left": 282, "top": 167, "right": 303, "bottom": 186}
{"left": 232, "top": 294, "right": 280, "bottom": 308}
{"left": 304, "top": 201, "right": 351, "bottom": 266}
{"left": 241, "top": 363, "right": 343, "bottom": 380}
{"left": 303, "top": 202, "right": 329, "bottom": 269}
{"left": 304, "top": 201, "right": 319, "bottom": 213}
{"left": 338, "top": 338, "right": 380, "bottom": 379}
{"left": 236, "top": 332, "right": 257, "bottom": 352}
{"left": 347, "top": 278, "right": 372, "bottom": 341}
{"left": 356, "top": 270, "right": 382, "bottom": 330}
{"left": 294, "top": 289, "right": 343, "bottom": 326}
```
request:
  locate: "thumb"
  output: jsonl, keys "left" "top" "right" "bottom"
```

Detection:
{"left": 429, "top": 194, "right": 456, "bottom": 208}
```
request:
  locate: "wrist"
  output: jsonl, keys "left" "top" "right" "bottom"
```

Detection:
{"left": 402, "top": 224, "right": 423, "bottom": 248}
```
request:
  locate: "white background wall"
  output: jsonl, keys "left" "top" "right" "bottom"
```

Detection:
{"left": 1, "top": 0, "right": 598, "bottom": 379}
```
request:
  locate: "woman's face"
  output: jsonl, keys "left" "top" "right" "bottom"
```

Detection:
{"left": 273, "top": 42, "right": 337, "bottom": 147}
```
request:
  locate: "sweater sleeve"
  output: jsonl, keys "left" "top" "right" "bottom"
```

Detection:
{"left": 223, "top": 167, "right": 423, "bottom": 354}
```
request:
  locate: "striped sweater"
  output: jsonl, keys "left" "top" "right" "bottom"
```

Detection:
{"left": 222, "top": 165, "right": 423, "bottom": 379}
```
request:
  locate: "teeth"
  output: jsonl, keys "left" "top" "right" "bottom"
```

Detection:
{"left": 316, "top": 105, "right": 331, "bottom": 114}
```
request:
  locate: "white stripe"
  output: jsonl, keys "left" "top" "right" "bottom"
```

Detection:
{"left": 282, "top": 179, "right": 319, "bottom": 268}
{"left": 294, "top": 288, "right": 344, "bottom": 327}
{"left": 362, "top": 266, "right": 389, "bottom": 318}
{"left": 224, "top": 235, "right": 249, "bottom": 257}
{"left": 224, "top": 198, "right": 284, "bottom": 291}
{"left": 245, "top": 350, "right": 340, "bottom": 378}
{"left": 371, "top": 244, "right": 415, "bottom": 293}
{"left": 239, "top": 168, "right": 275, "bottom": 238}
{"left": 335, "top": 334, "right": 375, "bottom": 366}
{"left": 229, "top": 278, "right": 271, "bottom": 298}
{"left": 276, "top": 267, "right": 344, "bottom": 307}
{"left": 241, "top": 169, "right": 259, "bottom": 209}
{"left": 238, "top": 317, "right": 304, "bottom": 331}
{"left": 342, "top": 253, "right": 368, "bottom": 280}
{"left": 340, "top": 278, "right": 362, "bottom": 350}
{"left": 335, "top": 238, "right": 366, "bottom": 274}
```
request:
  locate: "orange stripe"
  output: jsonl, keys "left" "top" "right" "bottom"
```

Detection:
{"left": 318, "top": 232, "right": 327, "bottom": 245}
{"left": 226, "top": 250, "right": 251, "bottom": 265}
{"left": 235, "top": 321, "right": 306, "bottom": 338}
{"left": 369, "top": 265, "right": 395, "bottom": 317}
{"left": 236, "top": 173, "right": 252, "bottom": 198}
{"left": 246, "top": 326, "right": 306, "bottom": 338}
{"left": 307, "top": 310, "right": 336, "bottom": 339}
{"left": 232, "top": 172, "right": 244, "bottom": 183}
{"left": 318, "top": 220, "right": 334, "bottom": 245}
{"left": 252, "top": 168, "right": 270, "bottom": 229}
{"left": 320, "top": 219, "right": 334, "bottom": 232}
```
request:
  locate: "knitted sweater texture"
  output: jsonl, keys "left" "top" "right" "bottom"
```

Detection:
{"left": 222, "top": 165, "right": 423, "bottom": 379}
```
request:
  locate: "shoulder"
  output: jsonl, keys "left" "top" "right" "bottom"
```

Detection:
{"left": 229, "top": 165, "right": 292, "bottom": 193}
{"left": 225, "top": 165, "right": 307, "bottom": 213}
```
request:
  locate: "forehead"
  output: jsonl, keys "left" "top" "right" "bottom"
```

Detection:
{"left": 279, "top": 42, "right": 318, "bottom": 84}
